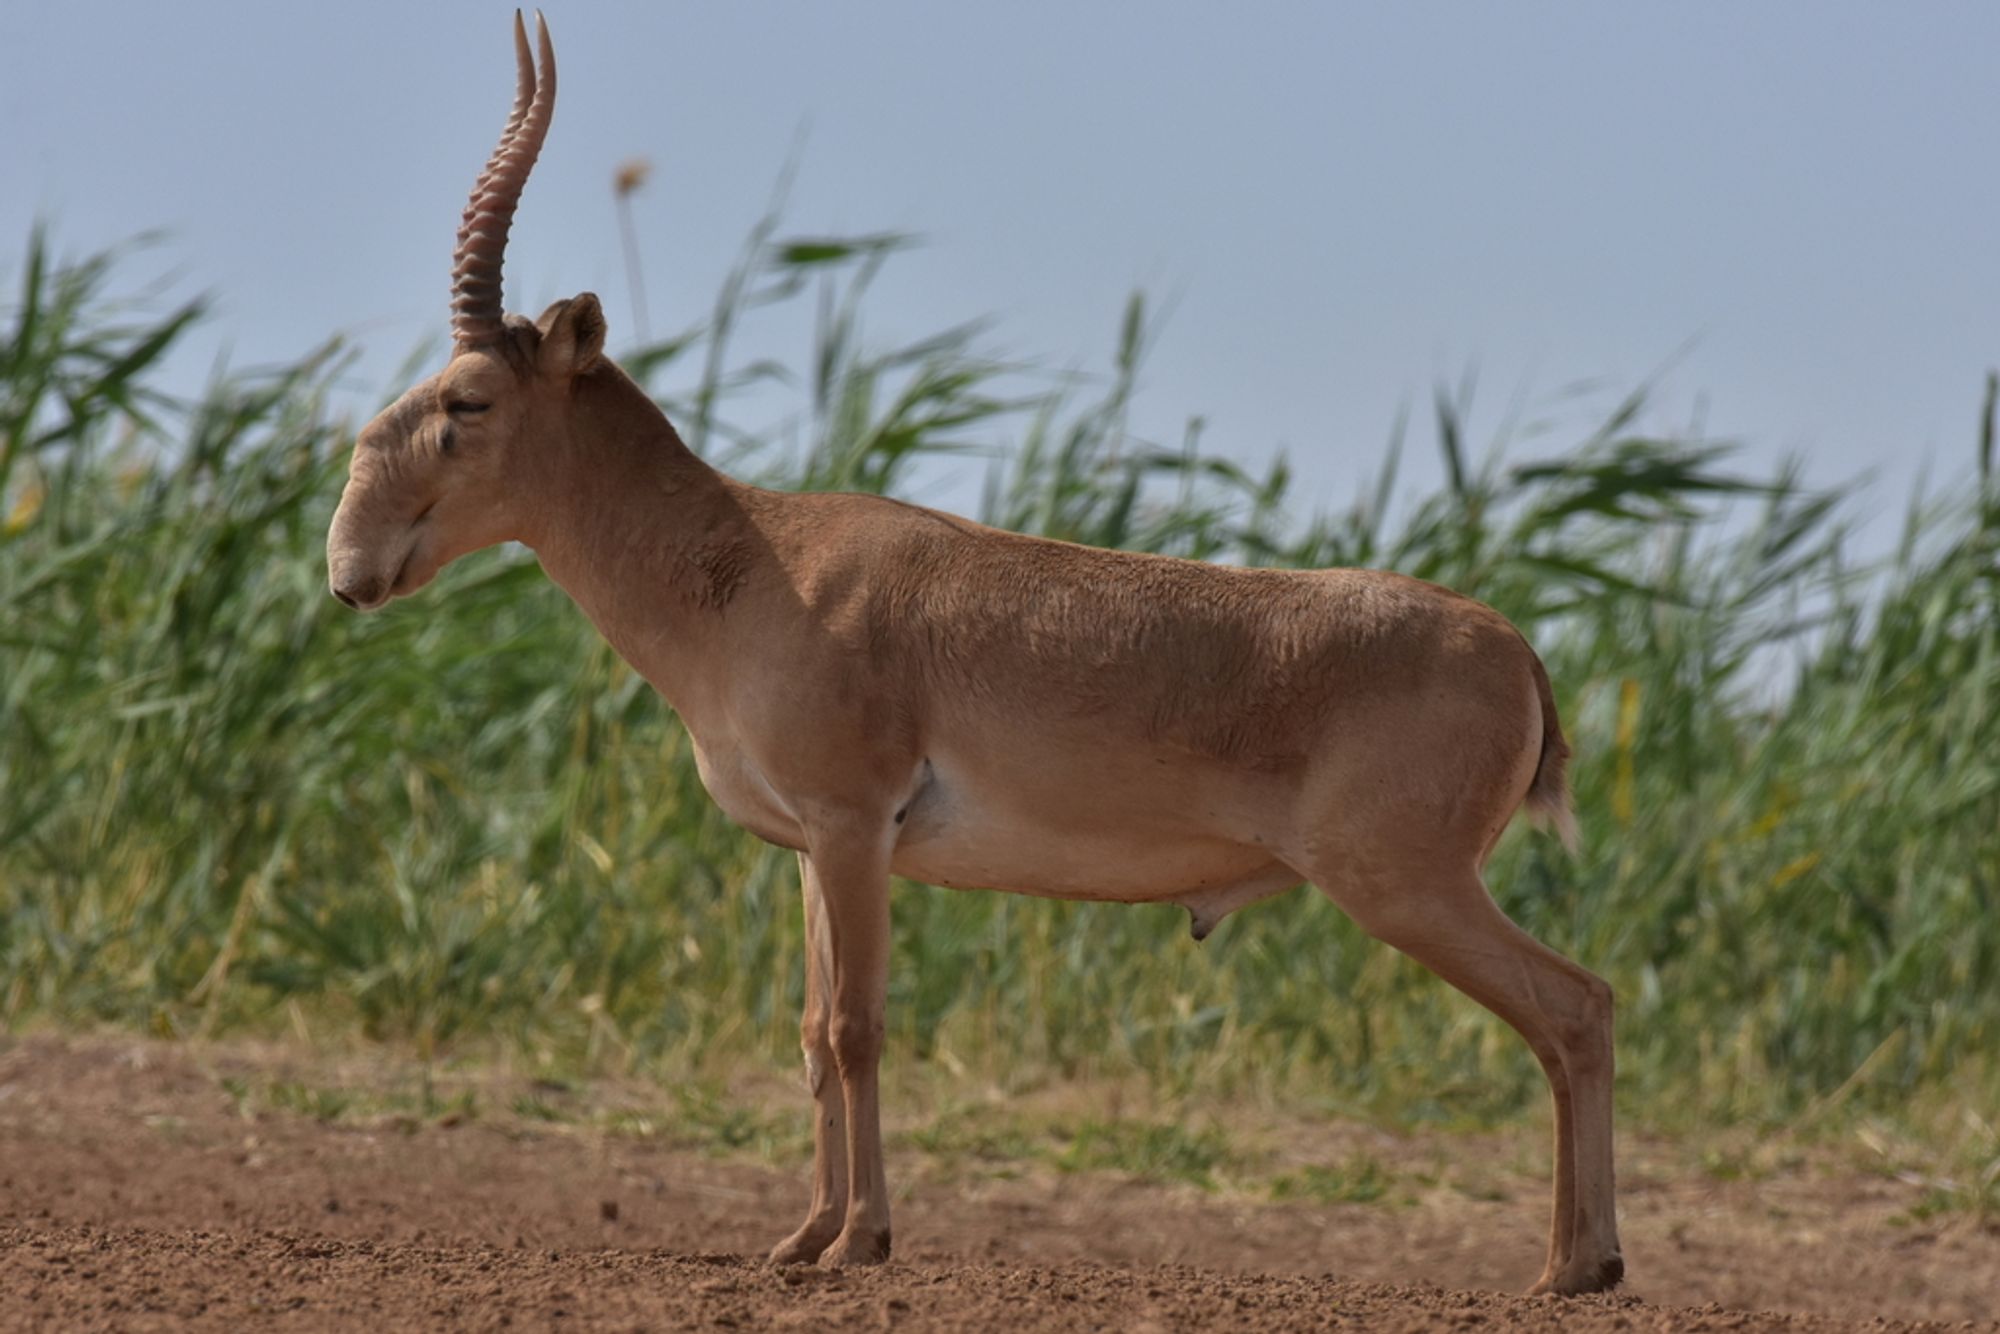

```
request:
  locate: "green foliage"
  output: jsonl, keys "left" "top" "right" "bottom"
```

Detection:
{"left": 2, "top": 224, "right": 1996, "bottom": 1131}
{"left": 1052, "top": 1118, "right": 1235, "bottom": 1189}
{"left": 1269, "top": 1155, "right": 1394, "bottom": 1205}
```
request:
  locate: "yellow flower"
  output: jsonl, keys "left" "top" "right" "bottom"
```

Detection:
{"left": 4, "top": 478, "right": 44, "bottom": 534}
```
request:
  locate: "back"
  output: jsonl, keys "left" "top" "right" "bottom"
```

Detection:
{"left": 772, "top": 492, "right": 1527, "bottom": 773}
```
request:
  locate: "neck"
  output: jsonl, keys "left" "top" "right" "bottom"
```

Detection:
{"left": 518, "top": 366, "right": 757, "bottom": 708}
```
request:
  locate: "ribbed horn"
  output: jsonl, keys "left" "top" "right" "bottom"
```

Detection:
{"left": 450, "top": 10, "right": 557, "bottom": 348}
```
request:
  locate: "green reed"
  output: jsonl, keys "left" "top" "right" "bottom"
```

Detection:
{"left": 2, "top": 223, "right": 1994, "bottom": 1131}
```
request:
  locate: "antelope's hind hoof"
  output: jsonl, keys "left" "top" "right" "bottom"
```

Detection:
{"left": 816, "top": 1226, "right": 891, "bottom": 1269}
{"left": 1528, "top": 1252, "right": 1625, "bottom": 1297}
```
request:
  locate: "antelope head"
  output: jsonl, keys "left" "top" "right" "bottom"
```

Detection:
{"left": 327, "top": 11, "right": 606, "bottom": 611}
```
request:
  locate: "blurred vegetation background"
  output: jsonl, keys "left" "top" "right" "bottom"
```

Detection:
{"left": 1, "top": 221, "right": 1995, "bottom": 1160}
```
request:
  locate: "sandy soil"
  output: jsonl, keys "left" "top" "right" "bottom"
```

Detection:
{"left": 0, "top": 1035, "right": 1993, "bottom": 1331}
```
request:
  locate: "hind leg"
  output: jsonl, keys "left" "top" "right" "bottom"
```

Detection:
{"left": 1315, "top": 863, "right": 1622, "bottom": 1295}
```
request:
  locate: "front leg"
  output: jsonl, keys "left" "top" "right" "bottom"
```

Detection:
{"left": 800, "top": 821, "right": 895, "bottom": 1268}
{"left": 768, "top": 853, "right": 849, "bottom": 1264}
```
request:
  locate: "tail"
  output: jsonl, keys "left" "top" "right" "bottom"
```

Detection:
{"left": 1524, "top": 649, "right": 1579, "bottom": 854}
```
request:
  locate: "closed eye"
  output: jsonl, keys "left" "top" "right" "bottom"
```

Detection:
{"left": 446, "top": 400, "right": 489, "bottom": 417}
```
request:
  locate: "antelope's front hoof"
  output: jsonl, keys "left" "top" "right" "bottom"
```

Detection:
{"left": 816, "top": 1225, "right": 891, "bottom": 1269}
{"left": 767, "top": 1220, "right": 841, "bottom": 1266}
{"left": 1527, "top": 1251, "right": 1625, "bottom": 1296}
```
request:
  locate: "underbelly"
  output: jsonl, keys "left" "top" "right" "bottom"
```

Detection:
{"left": 890, "top": 756, "right": 1289, "bottom": 904}
{"left": 890, "top": 779, "right": 1304, "bottom": 937}
{"left": 689, "top": 734, "right": 1298, "bottom": 911}
{"left": 890, "top": 830, "right": 1276, "bottom": 902}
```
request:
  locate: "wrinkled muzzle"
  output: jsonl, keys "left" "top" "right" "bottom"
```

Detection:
{"left": 325, "top": 461, "right": 430, "bottom": 612}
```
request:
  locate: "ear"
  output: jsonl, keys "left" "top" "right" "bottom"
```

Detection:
{"left": 535, "top": 293, "right": 607, "bottom": 378}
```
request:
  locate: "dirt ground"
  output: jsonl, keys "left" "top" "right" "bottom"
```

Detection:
{"left": 0, "top": 1036, "right": 1993, "bottom": 1332}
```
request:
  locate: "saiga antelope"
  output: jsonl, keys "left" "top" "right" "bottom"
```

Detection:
{"left": 325, "top": 14, "right": 1624, "bottom": 1294}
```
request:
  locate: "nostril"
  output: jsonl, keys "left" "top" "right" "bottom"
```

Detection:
{"left": 331, "top": 575, "right": 383, "bottom": 610}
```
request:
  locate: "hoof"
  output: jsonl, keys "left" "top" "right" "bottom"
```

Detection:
{"left": 767, "top": 1221, "right": 841, "bottom": 1266}
{"left": 817, "top": 1226, "right": 892, "bottom": 1269}
{"left": 1528, "top": 1252, "right": 1625, "bottom": 1296}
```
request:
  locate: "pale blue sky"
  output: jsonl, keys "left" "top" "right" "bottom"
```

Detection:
{"left": 6, "top": 2, "right": 1997, "bottom": 530}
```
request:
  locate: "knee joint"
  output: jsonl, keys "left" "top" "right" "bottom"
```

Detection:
{"left": 827, "top": 1011, "right": 883, "bottom": 1074}
{"left": 1557, "top": 970, "right": 1615, "bottom": 1065}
